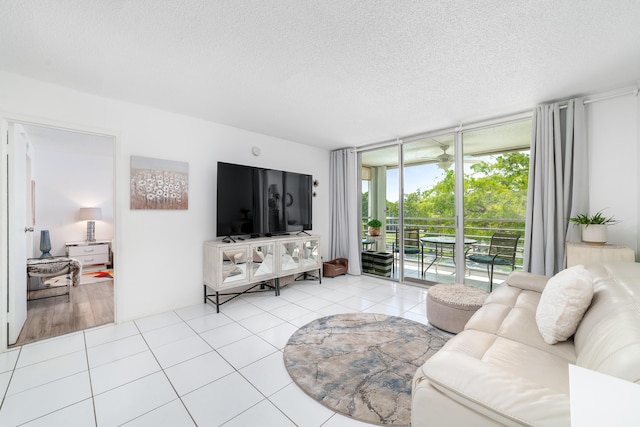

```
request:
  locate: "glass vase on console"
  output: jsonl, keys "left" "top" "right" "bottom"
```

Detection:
{"left": 40, "top": 230, "right": 53, "bottom": 259}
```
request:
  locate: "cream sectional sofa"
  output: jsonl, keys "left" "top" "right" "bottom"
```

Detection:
{"left": 412, "top": 261, "right": 640, "bottom": 427}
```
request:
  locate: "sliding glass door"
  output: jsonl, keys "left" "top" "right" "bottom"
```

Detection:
{"left": 401, "top": 135, "right": 457, "bottom": 284}
{"left": 461, "top": 120, "right": 531, "bottom": 290}
{"left": 359, "top": 116, "right": 531, "bottom": 288}
{"left": 360, "top": 146, "right": 398, "bottom": 279}
{"left": 360, "top": 136, "right": 460, "bottom": 284}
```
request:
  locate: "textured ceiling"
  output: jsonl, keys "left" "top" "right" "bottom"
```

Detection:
{"left": 1, "top": 1, "right": 640, "bottom": 150}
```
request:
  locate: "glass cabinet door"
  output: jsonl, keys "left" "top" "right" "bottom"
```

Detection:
{"left": 251, "top": 243, "right": 275, "bottom": 280}
{"left": 220, "top": 247, "right": 249, "bottom": 285}
{"left": 280, "top": 241, "right": 300, "bottom": 273}
{"left": 300, "top": 239, "right": 320, "bottom": 269}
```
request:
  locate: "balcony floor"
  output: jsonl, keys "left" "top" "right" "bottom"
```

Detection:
{"left": 368, "top": 254, "right": 514, "bottom": 293}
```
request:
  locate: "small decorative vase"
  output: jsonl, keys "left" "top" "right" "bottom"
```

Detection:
{"left": 581, "top": 224, "right": 607, "bottom": 245}
{"left": 368, "top": 226, "right": 381, "bottom": 236}
{"left": 39, "top": 230, "right": 53, "bottom": 258}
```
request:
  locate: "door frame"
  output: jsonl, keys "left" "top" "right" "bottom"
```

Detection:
{"left": 0, "top": 113, "right": 120, "bottom": 353}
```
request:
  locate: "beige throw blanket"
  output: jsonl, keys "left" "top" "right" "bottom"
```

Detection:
{"left": 26, "top": 257, "right": 82, "bottom": 286}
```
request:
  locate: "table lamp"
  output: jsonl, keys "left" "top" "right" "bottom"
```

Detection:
{"left": 79, "top": 207, "right": 102, "bottom": 242}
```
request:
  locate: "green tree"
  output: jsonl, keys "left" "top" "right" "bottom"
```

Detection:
{"left": 398, "top": 151, "right": 529, "bottom": 222}
{"left": 464, "top": 152, "right": 529, "bottom": 219}
{"left": 362, "top": 191, "right": 369, "bottom": 219}
{"left": 387, "top": 200, "right": 398, "bottom": 219}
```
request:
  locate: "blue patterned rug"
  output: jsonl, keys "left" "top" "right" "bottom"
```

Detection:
{"left": 283, "top": 313, "right": 449, "bottom": 426}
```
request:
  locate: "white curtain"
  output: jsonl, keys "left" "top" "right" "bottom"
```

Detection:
{"left": 329, "top": 149, "right": 362, "bottom": 274}
{"left": 524, "top": 99, "right": 588, "bottom": 275}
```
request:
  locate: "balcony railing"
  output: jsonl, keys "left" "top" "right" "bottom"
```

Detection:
{"left": 362, "top": 216, "right": 526, "bottom": 270}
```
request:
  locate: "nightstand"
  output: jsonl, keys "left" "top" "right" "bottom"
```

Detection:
{"left": 65, "top": 241, "right": 111, "bottom": 269}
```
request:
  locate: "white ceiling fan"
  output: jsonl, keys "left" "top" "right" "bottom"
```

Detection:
{"left": 433, "top": 146, "right": 454, "bottom": 170}
{"left": 421, "top": 145, "right": 481, "bottom": 170}
{"left": 418, "top": 145, "right": 455, "bottom": 170}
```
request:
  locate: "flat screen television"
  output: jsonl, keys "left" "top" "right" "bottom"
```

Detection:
{"left": 216, "top": 162, "right": 312, "bottom": 237}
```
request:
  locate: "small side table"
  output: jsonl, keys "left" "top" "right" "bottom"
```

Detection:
{"left": 362, "top": 238, "right": 376, "bottom": 251}
{"left": 566, "top": 242, "right": 635, "bottom": 267}
{"left": 363, "top": 235, "right": 385, "bottom": 251}
{"left": 65, "top": 240, "right": 111, "bottom": 269}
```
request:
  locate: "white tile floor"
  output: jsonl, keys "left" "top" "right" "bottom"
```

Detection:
{"left": 0, "top": 274, "right": 433, "bottom": 427}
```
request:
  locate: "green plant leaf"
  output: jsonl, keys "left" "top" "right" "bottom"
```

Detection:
{"left": 569, "top": 209, "right": 617, "bottom": 226}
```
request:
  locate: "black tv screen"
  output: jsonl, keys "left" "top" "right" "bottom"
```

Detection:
{"left": 284, "top": 171, "right": 313, "bottom": 231}
{"left": 216, "top": 162, "right": 312, "bottom": 237}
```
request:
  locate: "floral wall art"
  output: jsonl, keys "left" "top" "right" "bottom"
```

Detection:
{"left": 130, "top": 155, "right": 189, "bottom": 210}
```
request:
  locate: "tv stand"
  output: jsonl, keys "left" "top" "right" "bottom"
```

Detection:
{"left": 296, "top": 230, "right": 311, "bottom": 236}
{"left": 203, "top": 234, "right": 322, "bottom": 312}
{"left": 265, "top": 232, "right": 290, "bottom": 237}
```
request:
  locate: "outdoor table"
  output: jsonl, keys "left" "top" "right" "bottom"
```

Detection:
{"left": 420, "top": 235, "right": 477, "bottom": 275}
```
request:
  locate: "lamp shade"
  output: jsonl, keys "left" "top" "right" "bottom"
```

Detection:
{"left": 79, "top": 207, "right": 102, "bottom": 221}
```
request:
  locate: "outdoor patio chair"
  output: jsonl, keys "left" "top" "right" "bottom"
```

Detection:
{"left": 392, "top": 228, "right": 424, "bottom": 274}
{"left": 465, "top": 232, "right": 520, "bottom": 291}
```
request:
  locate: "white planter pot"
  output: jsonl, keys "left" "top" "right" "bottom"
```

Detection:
{"left": 581, "top": 224, "right": 608, "bottom": 245}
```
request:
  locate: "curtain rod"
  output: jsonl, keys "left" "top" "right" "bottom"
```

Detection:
{"left": 352, "top": 138, "right": 402, "bottom": 153}
{"left": 558, "top": 87, "right": 639, "bottom": 110}
{"left": 352, "top": 110, "right": 532, "bottom": 153}
{"left": 351, "top": 85, "right": 639, "bottom": 153}
{"left": 585, "top": 87, "right": 639, "bottom": 104}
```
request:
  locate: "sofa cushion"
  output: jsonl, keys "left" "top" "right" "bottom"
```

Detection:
{"left": 465, "top": 284, "right": 576, "bottom": 360}
{"left": 504, "top": 270, "right": 550, "bottom": 293}
{"left": 418, "top": 329, "right": 572, "bottom": 426}
{"left": 575, "top": 262, "right": 640, "bottom": 383}
{"left": 414, "top": 264, "right": 640, "bottom": 427}
{"left": 535, "top": 265, "right": 594, "bottom": 345}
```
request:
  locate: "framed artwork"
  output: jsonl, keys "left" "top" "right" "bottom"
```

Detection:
{"left": 130, "top": 155, "right": 189, "bottom": 210}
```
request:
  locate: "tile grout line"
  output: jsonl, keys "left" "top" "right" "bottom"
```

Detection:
{"left": 82, "top": 330, "right": 99, "bottom": 427}
{"left": 134, "top": 311, "right": 211, "bottom": 427}
{"left": 0, "top": 346, "right": 22, "bottom": 414}
{"left": 209, "top": 298, "right": 302, "bottom": 427}
{"left": 2, "top": 276, "right": 431, "bottom": 426}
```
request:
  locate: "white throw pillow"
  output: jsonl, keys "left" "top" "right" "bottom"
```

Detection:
{"left": 536, "top": 265, "right": 594, "bottom": 345}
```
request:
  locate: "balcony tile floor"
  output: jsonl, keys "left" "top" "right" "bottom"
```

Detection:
{"left": 387, "top": 255, "right": 511, "bottom": 292}
{"left": 0, "top": 274, "right": 448, "bottom": 427}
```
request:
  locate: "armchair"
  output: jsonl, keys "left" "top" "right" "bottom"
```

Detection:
{"left": 465, "top": 232, "right": 520, "bottom": 291}
{"left": 392, "top": 228, "right": 424, "bottom": 274}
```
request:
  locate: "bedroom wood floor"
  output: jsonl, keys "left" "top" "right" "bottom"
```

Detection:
{"left": 13, "top": 280, "right": 114, "bottom": 346}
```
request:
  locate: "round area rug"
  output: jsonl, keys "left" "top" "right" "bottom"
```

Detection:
{"left": 283, "top": 313, "right": 449, "bottom": 426}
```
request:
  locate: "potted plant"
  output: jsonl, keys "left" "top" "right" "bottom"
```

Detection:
{"left": 367, "top": 219, "right": 382, "bottom": 236}
{"left": 569, "top": 210, "right": 618, "bottom": 245}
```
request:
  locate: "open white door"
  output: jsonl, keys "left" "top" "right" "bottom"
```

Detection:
{"left": 6, "top": 122, "right": 29, "bottom": 345}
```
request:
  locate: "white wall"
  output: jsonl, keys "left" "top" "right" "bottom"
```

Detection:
{"left": 30, "top": 134, "right": 114, "bottom": 257}
{"left": 0, "top": 71, "right": 331, "bottom": 326}
{"left": 587, "top": 93, "right": 640, "bottom": 257}
{"left": 2, "top": 69, "right": 637, "bottom": 331}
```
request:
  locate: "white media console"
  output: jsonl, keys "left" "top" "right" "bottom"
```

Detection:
{"left": 203, "top": 234, "right": 321, "bottom": 312}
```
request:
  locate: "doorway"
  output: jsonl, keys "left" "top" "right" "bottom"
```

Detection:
{"left": 4, "top": 122, "right": 116, "bottom": 347}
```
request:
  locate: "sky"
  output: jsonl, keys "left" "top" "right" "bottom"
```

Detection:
{"left": 383, "top": 159, "right": 490, "bottom": 202}
{"left": 385, "top": 164, "right": 444, "bottom": 202}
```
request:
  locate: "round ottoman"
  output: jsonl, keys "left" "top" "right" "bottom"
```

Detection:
{"left": 427, "top": 284, "right": 488, "bottom": 333}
